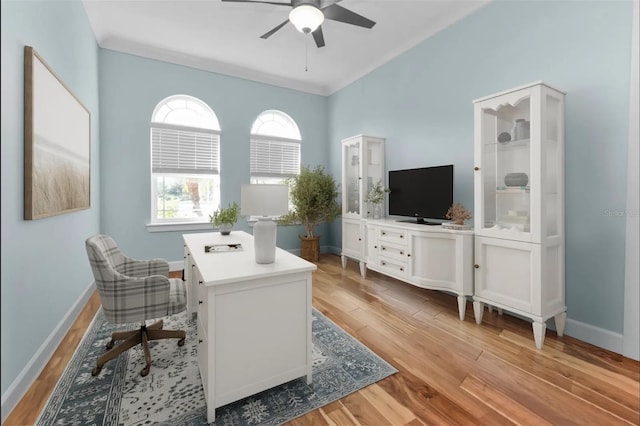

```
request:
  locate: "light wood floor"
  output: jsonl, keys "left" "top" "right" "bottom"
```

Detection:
{"left": 5, "top": 254, "right": 639, "bottom": 425}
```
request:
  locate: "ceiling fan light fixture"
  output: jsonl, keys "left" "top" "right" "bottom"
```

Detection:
{"left": 289, "top": 4, "right": 324, "bottom": 34}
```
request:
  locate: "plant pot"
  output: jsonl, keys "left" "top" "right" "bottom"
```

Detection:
{"left": 299, "top": 235, "right": 320, "bottom": 262}
{"left": 219, "top": 223, "right": 233, "bottom": 235}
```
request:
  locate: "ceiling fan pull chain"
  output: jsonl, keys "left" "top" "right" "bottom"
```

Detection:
{"left": 305, "top": 35, "right": 309, "bottom": 72}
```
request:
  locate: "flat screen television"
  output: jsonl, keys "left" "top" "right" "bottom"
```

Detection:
{"left": 388, "top": 165, "right": 454, "bottom": 225}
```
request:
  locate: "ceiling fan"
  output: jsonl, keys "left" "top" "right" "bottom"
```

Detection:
{"left": 221, "top": 0, "right": 376, "bottom": 48}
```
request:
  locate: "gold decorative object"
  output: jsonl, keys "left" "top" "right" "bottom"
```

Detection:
{"left": 445, "top": 203, "right": 472, "bottom": 225}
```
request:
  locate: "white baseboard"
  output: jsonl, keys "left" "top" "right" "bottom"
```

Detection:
{"left": 168, "top": 260, "right": 184, "bottom": 272}
{"left": 325, "top": 245, "right": 341, "bottom": 255}
{"left": 1, "top": 280, "right": 96, "bottom": 423}
{"left": 564, "top": 318, "right": 624, "bottom": 355}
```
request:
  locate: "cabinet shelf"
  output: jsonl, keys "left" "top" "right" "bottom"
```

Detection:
{"left": 498, "top": 215, "right": 529, "bottom": 224}
{"left": 484, "top": 138, "right": 531, "bottom": 148}
{"left": 496, "top": 187, "right": 530, "bottom": 193}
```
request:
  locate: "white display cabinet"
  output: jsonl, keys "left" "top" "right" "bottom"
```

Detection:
{"left": 341, "top": 135, "right": 385, "bottom": 276}
{"left": 472, "top": 81, "right": 566, "bottom": 349}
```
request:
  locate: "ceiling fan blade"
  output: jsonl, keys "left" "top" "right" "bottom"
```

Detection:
{"left": 312, "top": 25, "right": 325, "bottom": 48}
{"left": 319, "top": 0, "right": 342, "bottom": 8}
{"left": 221, "top": 0, "right": 291, "bottom": 6}
{"left": 260, "top": 19, "right": 290, "bottom": 39}
{"left": 322, "top": 4, "right": 375, "bottom": 29}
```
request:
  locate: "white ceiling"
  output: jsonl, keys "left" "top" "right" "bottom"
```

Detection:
{"left": 82, "top": 0, "right": 489, "bottom": 96}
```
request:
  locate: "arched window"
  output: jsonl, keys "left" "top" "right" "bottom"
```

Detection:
{"left": 150, "top": 95, "right": 220, "bottom": 222}
{"left": 250, "top": 110, "right": 301, "bottom": 185}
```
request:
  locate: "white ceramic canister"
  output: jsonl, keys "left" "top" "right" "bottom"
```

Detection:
{"left": 511, "top": 118, "right": 530, "bottom": 140}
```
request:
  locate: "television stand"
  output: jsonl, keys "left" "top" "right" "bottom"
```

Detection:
{"left": 361, "top": 219, "right": 474, "bottom": 321}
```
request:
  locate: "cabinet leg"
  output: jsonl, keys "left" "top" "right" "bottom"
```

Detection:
{"left": 486, "top": 305, "right": 503, "bottom": 316}
{"left": 341, "top": 255, "right": 347, "bottom": 269}
{"left": 473, "top": 301, "right": 484, "bottom": 324}
{"left": 554, "top": 312, "right": 567, "bottom": 337}
{"left": 457, "top": 296, "right": 467, "bottom": 321}
{"left": 359, "top": 262, "right": 366, "bottom": 278}
{"left": 207, "top": 406, "right": 216, "bottom": 424}
{"left": 532, "top": 321, "right": 547, "bottom": 349}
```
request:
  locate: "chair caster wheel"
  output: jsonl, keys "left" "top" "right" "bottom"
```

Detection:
{"left": 106, "top": 340, "right": 115, "bottom": 350}
{"left": 91, "top": 366, "right": 102, "bottom": 376}
{"left": 178, "top": 338, "right": 185, "bottom": 347}
{"left": 140, "top": 365, "right": 150, "bottom": 377}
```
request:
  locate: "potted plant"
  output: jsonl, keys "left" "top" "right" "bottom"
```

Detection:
{"left": 209, "top": 202, "right": 240, "bottom": 235}
{"left": 279, "top": 165, "right": 341, "bottom": 262}
{"left": 445, "top": 202, "right": 472, "bottom": 225}
{"left": 364, "top": 180, "right": 390, "bottom": 219}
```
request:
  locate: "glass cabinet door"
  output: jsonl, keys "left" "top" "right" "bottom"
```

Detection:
{"left": 478, "top": 90, "right": 532, "bottom": 236}
{"left": 363, "top": 138, "right": 384, "bottom": 217}
{"left": 343, "top": 139, "right": 360, "bottom": 216}
{"left": 542, "top": 90, "right": 563, "bottom": 240}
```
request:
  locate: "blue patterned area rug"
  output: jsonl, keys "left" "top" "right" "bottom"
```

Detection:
{"left": 36, "top": 307, "right": 397, "bottom": 425}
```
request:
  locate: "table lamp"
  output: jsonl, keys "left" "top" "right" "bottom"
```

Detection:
{"left": 241, "top": 184, "right": 290, "bottom": 264}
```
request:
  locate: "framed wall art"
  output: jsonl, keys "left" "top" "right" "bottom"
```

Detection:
{"left": 24, "top": 46, "right": 91, "bottom": 220}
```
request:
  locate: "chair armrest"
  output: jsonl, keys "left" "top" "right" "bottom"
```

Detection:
{"left": 102, "top": 272, "right": 172, "bottom": 323}
{"left": 122, "top": 256, "right": 170, "bottom": 278}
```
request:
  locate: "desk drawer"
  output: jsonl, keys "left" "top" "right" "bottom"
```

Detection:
{"left": 197, "top": 318, "right": 209, "bottom": 395}
{"left": 197, "top": 280, "right": 208, "bottom": 330}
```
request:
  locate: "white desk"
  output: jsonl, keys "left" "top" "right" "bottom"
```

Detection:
{"left": 183, "top": 231, "right": 316, "bottom": 423}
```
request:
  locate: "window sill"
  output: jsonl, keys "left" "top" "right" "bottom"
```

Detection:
{"left": 146, "top": 222, "right": 213, "bottom": 233}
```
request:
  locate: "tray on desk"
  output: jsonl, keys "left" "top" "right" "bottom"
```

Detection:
{"left": 205, "top": 243, "right": 243, "bottom": 253}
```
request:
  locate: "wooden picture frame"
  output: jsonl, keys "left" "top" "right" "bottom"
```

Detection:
{"left": 24, "top": 46, "right": 91, "bottom": 220}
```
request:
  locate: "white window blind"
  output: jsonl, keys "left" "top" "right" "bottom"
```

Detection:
{"left": 250, "top": 137, "right": 300, "bottom": 178}
{"left": 152, "top": 125, "right": 220, "bottom": 174}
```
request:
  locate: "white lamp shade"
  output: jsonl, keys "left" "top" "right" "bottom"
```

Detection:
{"left": 241, "top": 184, "right": 289, "bottom": 217}
{"left": 289, "top": 4, "right": 324, "bottom": 34}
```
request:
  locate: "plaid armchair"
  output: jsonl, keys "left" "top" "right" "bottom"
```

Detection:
{"left": 85, "top": 234, "right": 187, "bottom": 377}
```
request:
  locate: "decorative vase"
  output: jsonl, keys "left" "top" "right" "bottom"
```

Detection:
{"left": 497, "top": 132, "right": 511, "bottom": 143}
{"left": 372, "top": 203, "right": 382, "bottom": 220}
{"left": 504, "top": 172, "right": 529, "bottom": 187}
{"left": 510, "top": 119, "right": 530, "bottom": 140}
{"left": 219, "top": 223, "right": 233, "bottom": 235}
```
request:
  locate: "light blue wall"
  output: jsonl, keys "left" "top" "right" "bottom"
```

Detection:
{"left": 99, "top": 50, "right": 329, "bottom": 261}
{"left": 0, "top": 0, "right": 100, "bottom": 396}
{"left": 328, "top": 0, "right": 633, "bottom": 334}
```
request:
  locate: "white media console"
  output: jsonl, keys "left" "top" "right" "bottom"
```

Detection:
{"left": 342, "top": 218, "right": 474, "bottom": 320}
